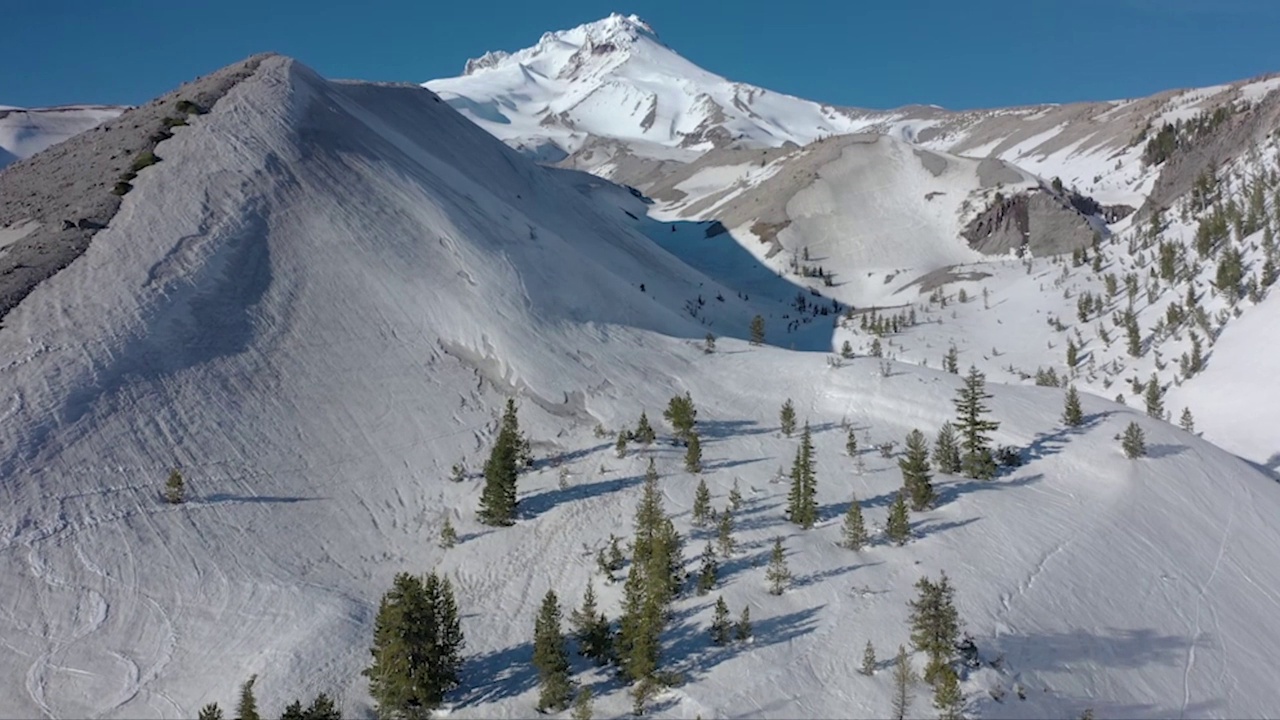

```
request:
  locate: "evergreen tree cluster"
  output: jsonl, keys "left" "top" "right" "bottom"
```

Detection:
{"left": 785, "top": 423, "right": 818, "bottom": 528}
{"left": 478, "top": 399, "right": 529, "bottom": 526}
{"left": 364, "top": 571, "right": 465, "bottom": 718}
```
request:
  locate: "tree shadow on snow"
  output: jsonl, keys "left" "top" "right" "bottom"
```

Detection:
{"left": 935, "top": 472, "right": 1044, "bottom": 505}
{"left": 1146, "top": 443, "right": 1187, "bottom": 459}
{"left": 1027, "top": 412, "right": 1109, "bottom": 462}
{"left": 911, "top": 516, "right": 980, "bottom": 540}
{"left": 457, "top": 640, "right": 538, "bottom": 707}
{"left": 536, "top": 441, "right": 612, "bottom": 470}
{"left": 703, "top": 456, "right": 770, "bottom": 472}
{"left": 697, "top": 419, "right": 774, "bottom": 440}
{"left": 663, "top": 604, "right": 825, "bottom": 682}
{"left": 519, "top": 473, "right": 643, "bottom": 519}
{"left": 202, "top": 493, "right": 322, "bottom": 504}
{"left": 987, "top": 626, "right": 1202, "bottom": 674}
{"left": 793, "top": 561, "right": 881, "bottom": 589}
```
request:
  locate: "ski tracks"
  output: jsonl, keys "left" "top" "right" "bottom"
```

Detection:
{"left": 1181, "top": 483, "right": 1235, "bottom": 719}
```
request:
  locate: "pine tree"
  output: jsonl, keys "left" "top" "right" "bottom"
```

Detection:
{"left": 943, "top": 345, "right": 959, "bottom": 374}
{"left": 841, "top": 340, "right": 855, "bottom": 359}
{"left": 954, "top": 366, "right": 1000, "bottom": 480}
{"left": 704, "top": 332, "right": 716, "bottom": 353}
{"left": 236, "top": 675, "right": 259, "bottom": 720}
{"left": 697, "top": 541, "right": 718, "bottom": 595}
{"left": 664, "top": 393, "right": 698, "bottom": 443}
{"left": 1180, "top": 407, "right": 1195, "bottom": 433}
{"left": 765, "top": 536, "right": 791, "bottom": 595}
{"left": 533, "top": 590, "right": 573, "bottom": 712}
{"left": 716, "top": 507, "right": 736, "bottom": 557}
{"left": 692, "top": 478, "right": 712, "bottom": 526}
{"left": 933, "top": 423, "right": 961, "bottom": 474}
{"left": 840, "top": 494, "right": 869, "bottom": 551}
{"left": 439, "top": 515, "right": 458, "bottom": 549}
{"left": 616, "top": 460, "right": 679, "bottom": 687}
{"left": 1188, "top": 331, "right": 1204, "bottom": 374}
{"left": 364, "top": 571, "right": 465, "bottom": 718}
{"left": 1063, "top": 385, "right": 1084, "bottom": 427}
{"left": 634, "top": 412, "right": 656, "bottom": 445}
{"left": 728, "top": 478, "right": 743, "bottom": 511}
{"left": 1066, "top": 337, "right": 1079, "bottom": 369}
{"left": 282, "top": 699, "right": 305, "bottom": 720}
{"left": 1122, "top": 422, "right": 1146, "bottom": 459}
{"left": 305, "top": 693, "right": 341, "bottom": 720}
{"left": 164, "top": 469, "right": 185, "bottom": 504}
{"left": 908, "top": 573, "right": 960, "bottom": 685}
{"left": 750, "top": 315, "right": 766, "bottom": 345}
{"left": 570, "top": 579, "right": 613, "bottom": 664}
{"left": 198, "top": 703, "right": 224, "bottom": 720}
{"left": 478, "top": 400, "right": 522, "bottom": 526}
{"left": 846, "top": 427, "right": 858, "bottom": 457}
{"left": 933, "top": 664, "right": 965, "bottom": 720}
{"left": 735, "top": 606, "right": 752, "bottom": 642}
{"left": 684, "top": 432, "right": 703, "bottom": 473}
{"left": 900, "top": 429, "right": 934, "bottom": 511}
{"left": 785, "top": 423, "right": 818, "bottom": 528}
{"left": 615, "top": 430, "right": 628, "bottom": 458}
{"left": 891, "top": 645, "right": 916, "bottom": 720}
{"left": 779, "top": 398, "right": 797, "bottom": 437}
{"left": 860, "top": 640, "right": 876, "bottom": 675}
{"left": 886, "top": 492, "right": 911, "bottom": 546}
{"left": 710, "top": 596, "right": 731, "bottom": 645}
{"left": 1144, "top": 373, "right": 1164, "bottom": 419}
{"left": 571, "top": 686, "right": 594, "bottom": 720}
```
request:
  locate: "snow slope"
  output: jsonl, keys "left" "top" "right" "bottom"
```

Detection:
{"left": 0, "top": 104, "right": 124, "bottom": 167}
{"left": 3, "top": 54, "right": 1280, "bottom": 720}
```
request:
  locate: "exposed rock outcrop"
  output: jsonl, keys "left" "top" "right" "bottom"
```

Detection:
{"left": 962, "top": 188, "right": 1098, "bottom": 256}
{"left": 0, "top": 54, "right": 271, "bottom": 323}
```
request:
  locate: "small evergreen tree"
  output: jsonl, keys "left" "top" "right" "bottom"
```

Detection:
{"left": 932, "top": 423, "right": 961, "bottom": 474}
{"left": 478, "top": 399, "right": 522, "bottom": 526}
{"left": 765, "top": 536, "right": 792, "bottom": 595}
{"left": 634, "top": 412, "right": 656, "bottom": 445}
{"left": 1144, "top": 373, "right": 1165, "bottom": 419}
{"left": 750, "top": 315, "right": 766, "bottom": 345}
{"left": 164, "top": 469, "right": 185, "bottom": 504}
{"left": 198, "top": 703, "right": 224, "bottom": 720}
{"left": 891, "top": 645, "right": 916, "bottom": 720}
{"left": 841, "top": 340, "right": 855, "bottom": 359}
{"left": 1122, "top": 422, "right": 1146, "bottom": 459}
{"left": 785, "top": 423, "right": 818, "bottom": 529}
{"left": 840, "top": 494, "right": 869, "bottom": 551}
{"left": 615, "top": 430, "right": 628, "bottom": 458}
{"left": 1066, "top": 337, "right": 1079, "bottom": 369}
{"left": 860, "top": 640, "right": 876, "bottom": 675}
{"left": 954, "top": 366, "right": 1000, "bottom": 480}
{"left": 886, "top": 492, "right": 911, "bottom": 546}
{"left": 571, "top": 686, "right": 594, "bottom": 720}
{"left": 1063, "top": 385, "right": 1084, "bottom": 427}
{"left": 704, "top": 332, "right": 716, "bottom": 354}
{"left": 933, "top": 664, "right": 965, "bottom": 720}
{"left": 710, "top": 596, "right": 731, "bottom": 645}
{"left": 533, "top": 589, "right": 573, "bottom": 712}
{"left": 716, "top": 507, "right": 736, "bottom": 557}
{"left": 664, "top": 393, "right": 698, "bottom": 443}
{"left": 692, "top": 478, "right": 712, "bottom": 525}
{"left": 943, "top": 346, "right": 959, "bottom": 374}
{"left": 684, "top": 431, "right": 703, "bottom": 473}
{"left": 1180, "top": 407, "right": 1195, "bottom": 433}
{"left": 779, "top": 398, "right": 797, "bottom": 437}
{"left": 728, "top": 478, "right": 743, "bottom": 511}
{"left": 900, "top": 429, "right": 934, "bottom": 511}
{"left": 846, "top": 426, "right": 859, "bottom": 457}
{"left": 735, "top": 606, "right": 752, "bottom": 642}
{"left": 439, "top": 515, "right": 458, "bottom": 549}
{"left": 570, "top": 580, "right": 613, "bottom": 664}
{"left": 236, "top": 675, "right": 259, "bottom": 720}
{"left": 697, "top": 541, "right": 718, "bottom": 595}
{"left": 908, "top": 573, "right": 961, "bottom": 685}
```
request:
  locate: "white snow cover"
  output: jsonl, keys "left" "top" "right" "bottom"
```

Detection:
{"left": 0, "top": 104, "right": 124, "bottom": 167}
{"left": 2, "top": 54, "right": 1280, "bottom": 720}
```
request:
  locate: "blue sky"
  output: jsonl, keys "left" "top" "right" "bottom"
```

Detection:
{"left": 3, "top": 0, "right": 1279, "bottom": 109}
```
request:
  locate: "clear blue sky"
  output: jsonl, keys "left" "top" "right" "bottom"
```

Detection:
{"left": 3, "top": 0, "right": 1279, "bottom": 110}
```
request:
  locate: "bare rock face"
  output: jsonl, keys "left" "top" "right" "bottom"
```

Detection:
{"left": 0, "top": 54, "right": 272, "bottom": 323}
{"left": 963, "top": 189, "right": 1098, "bottom": 256}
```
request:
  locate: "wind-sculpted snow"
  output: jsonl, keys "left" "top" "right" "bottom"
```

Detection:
{"left": 2, "top": 53, "right": 1280, "bottom": 720}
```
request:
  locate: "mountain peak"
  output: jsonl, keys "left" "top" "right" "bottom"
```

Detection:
{"left": 461, "top": 13, "right": 659, "bottom": 76}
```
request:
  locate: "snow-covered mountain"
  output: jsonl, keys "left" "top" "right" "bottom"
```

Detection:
{"left": 3, "top": 49, "right": 1280, "bottom": 720}
{"left": 0, "top": 104, "right": 124, "bottom": 167}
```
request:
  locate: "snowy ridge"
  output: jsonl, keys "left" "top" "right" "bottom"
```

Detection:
{"left": 0, "top": 104, "right": 124, "bottom": 168}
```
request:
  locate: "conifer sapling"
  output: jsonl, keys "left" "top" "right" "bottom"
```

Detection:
{"left": 765, "top": 536, "right": 792, "bottom": 595}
